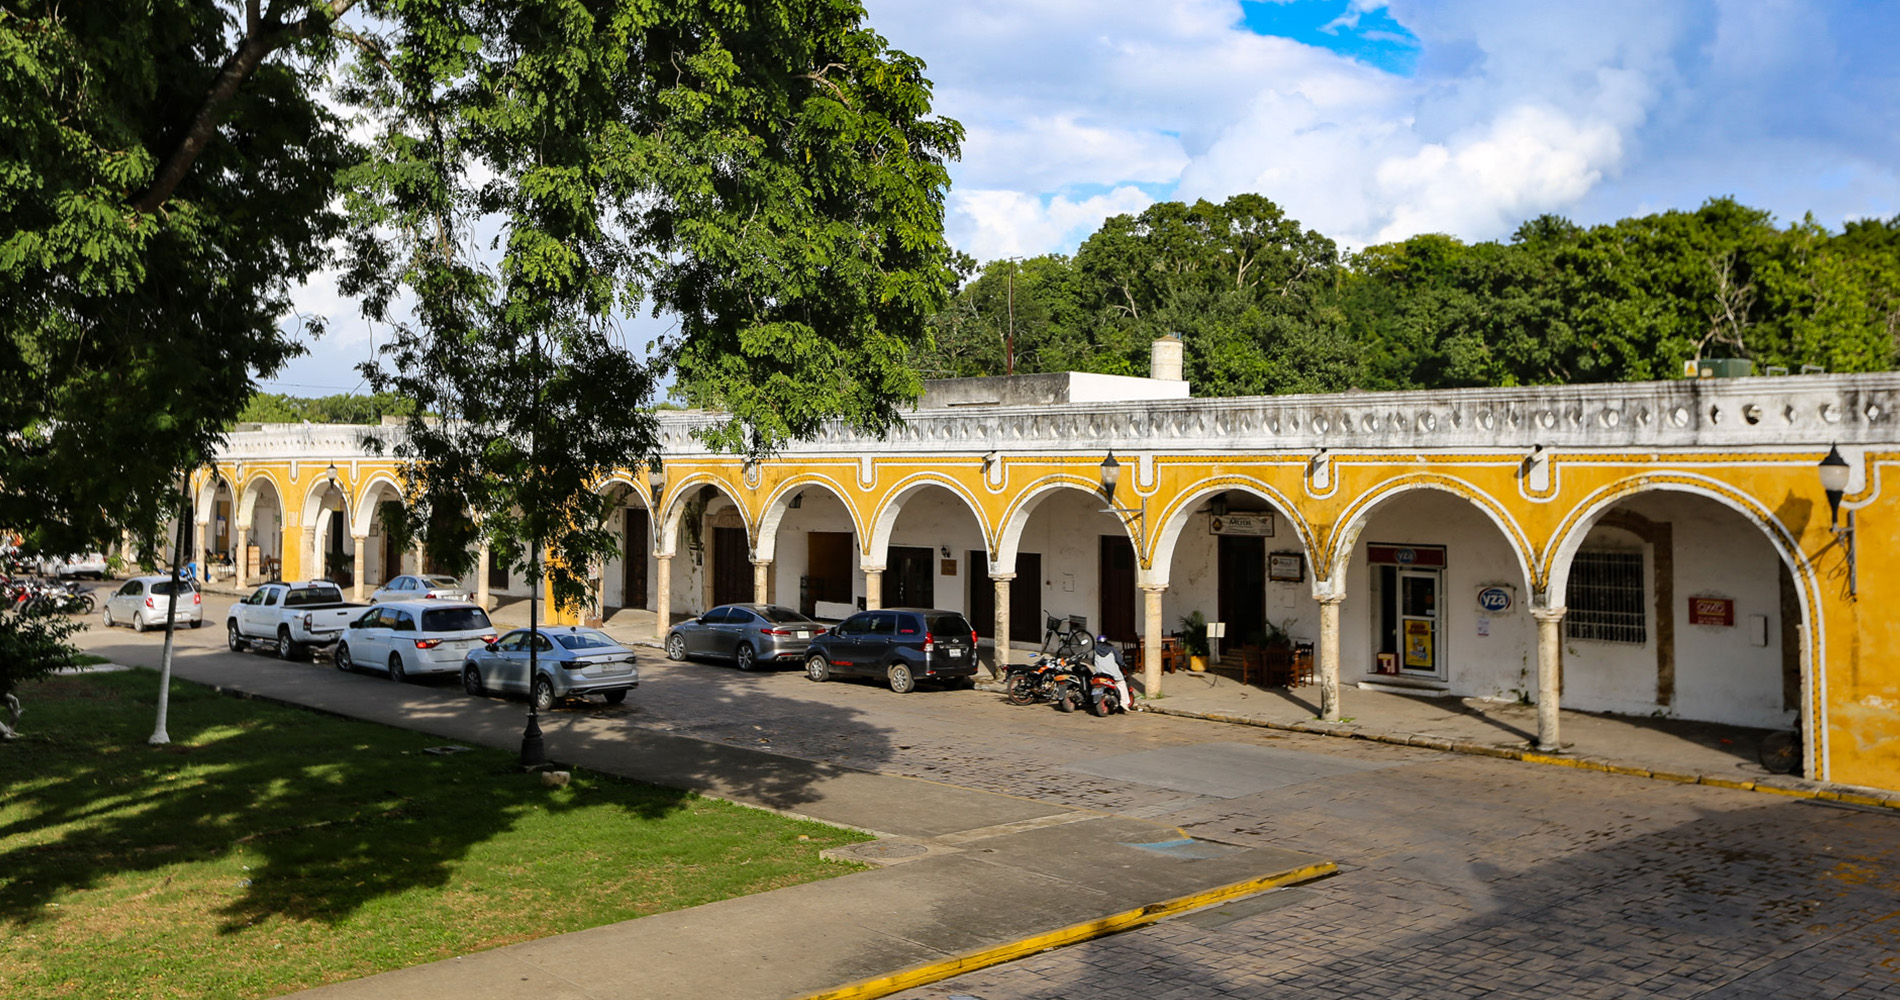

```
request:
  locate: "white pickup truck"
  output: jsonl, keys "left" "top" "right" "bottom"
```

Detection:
{"left": 227, "top": 581, "right": 367, "bottom": 660}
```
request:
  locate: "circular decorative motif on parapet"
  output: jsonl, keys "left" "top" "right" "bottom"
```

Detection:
{"left": 1477, "top": 411, "right": 1495, "bottom": 431}
{"left": 1598, "top": 409, "right": 1621, "bottom": 428}
{"left": 1313, "top": 414, "right": 1330, "bottom": 434}
{"left": 1418, "top": 411, "right": 1437, "bottom": 432}
{"left": 1821, "top": 403, "right": 1841, "bottom": 424}
{"left": 1536, "top": 410, "right": 1557, "bottom": 430}
{"left": 1669, "top": 406, "right": 1689, "bottom": 428}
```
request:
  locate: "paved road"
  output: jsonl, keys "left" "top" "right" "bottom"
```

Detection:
{"left": 78, "top": 600, "right": 1900, "bottom": 999}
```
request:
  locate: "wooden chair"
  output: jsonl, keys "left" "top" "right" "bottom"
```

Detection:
{"left": 1239, "top": 645, "right": 1265, "bottom": 686}
{"left": 1291, "top": 644, "right": 1315, "bottom": 686}
{"left": 1160, "top": 636, "right": 1185, "bottom": 674}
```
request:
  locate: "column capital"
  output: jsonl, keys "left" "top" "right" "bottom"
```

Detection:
{"left": 1531, "top": 606, "right": 1568, "bottom": 623}
{"left": 860, "top": 564, "right": 886, "bottom": 574}
{"left": 989, "top": 572, "right": 1016, "bottom": 582}
{"left": 1138, "top": 583, "right": 1169, "bottom": 594}
{"left": 750, "top": 557, "right": 772, "bottom": 566}
{"left": 1318, "top": 593, "right": 1348, "bottom": 606}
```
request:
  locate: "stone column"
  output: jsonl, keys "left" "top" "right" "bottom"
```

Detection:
{"left": 753, "top": 559, "right": 771, "bottom": 604}
{"left": 351, "top": 535, "right": 368, "bottom": 601}
{"left": 654, "top": 554, "right": 673, "bottom": 639}
{"left": 1141, "top": 584, "right": 1167, "bottom": 698}
{"left": 990, "top": 573, "right": 1015, "bottom": 677}
{"left": 1318, "top": 594, "right": 1347, "bottom": 722}
{"left": 863, "top": 566, "right": 884, "bottom": 610}
{"left": 300, "top": 526, "right": 317, "bottom": 582}
{"left": 476, "top": 543, "right": 492, "bottom": 609}
{"left": 234, "top": 526, "right": 249, "bottom": 584}
{"left": 1533, "top": 607, "right": 1567, "bottom": 752}
{"left": 413, "top": 538, "right": 427, "bottom": 575}
{"left": 194, "top": 519, "right": 208, "bottom": 578}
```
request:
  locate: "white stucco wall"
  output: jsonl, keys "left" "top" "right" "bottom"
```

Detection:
{"left": 1013, "top": 488, "right": 1130, "bottom": 641}
{"left": 767, "top": 489, "right": 858, "bottom": 612}
{"left": 1343, "top": 491, "right": 1538, "bottom": 699}
{"left": 1562, "top": 492, "right": 1791, "bottom": 729}
{"left": 601, "top": 499, "right": 657, "bottom": 610}
{"left": 885, "top": 488, "right": 988, "bottom": 616}
{"left": 1158, "top": 506, "right": 1320, "bottom": 653}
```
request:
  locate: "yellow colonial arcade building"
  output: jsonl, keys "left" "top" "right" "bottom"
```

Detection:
{"left": 192, "top": 347, "right": 1900, "bottom": 796}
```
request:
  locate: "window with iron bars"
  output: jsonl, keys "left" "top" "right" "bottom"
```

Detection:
{"left": 1566, "top": 549, "right": 1647, "bottom": 644}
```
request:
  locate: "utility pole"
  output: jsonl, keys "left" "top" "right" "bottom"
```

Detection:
{"left": 1004, "top": 257, "right": 1022, "bottom": 376}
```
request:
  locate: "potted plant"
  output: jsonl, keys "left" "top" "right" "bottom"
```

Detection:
{"left": 1179, "top": 610, "right": 1210, "bottom": 672}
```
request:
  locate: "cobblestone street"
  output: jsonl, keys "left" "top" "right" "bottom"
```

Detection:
{"left": 624, "top": 660, "right": 1900, "bottom": 999}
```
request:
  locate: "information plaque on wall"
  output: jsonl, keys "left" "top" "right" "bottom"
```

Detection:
{"left": 1688, "top": 596, "right": 1735, "bottom": 626}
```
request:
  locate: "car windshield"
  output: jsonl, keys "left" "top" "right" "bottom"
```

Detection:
{"left": 150, "top": 580, "right": 197, "bottom": 596}
{"left": 760, "top": 605, "right": 816, "bottom": 625}
{"left": 927, "top": 614, "right": 973, "bottom": 636}
{"left": 555, "top": 630, "right": 619, "bottom": 650}
{"left": 423, "top": 575, "right": 462, "bottom": 588}
{"left": 421, "top": 607, "right": 491, "bottom": 632}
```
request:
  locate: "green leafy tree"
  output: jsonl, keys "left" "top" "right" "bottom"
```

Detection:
{"left": 236, "top": 392, "right": 417, "bottom": 425}
{"left": 347, "top": 0, "right": 963, "bottom": 610}
{"left": 0, "top": 610, "right": 81, "bottom": 739}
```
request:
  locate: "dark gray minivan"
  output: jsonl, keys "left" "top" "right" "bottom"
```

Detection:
{"left": 802, "top": 608, "right": 978, "bottom": 693}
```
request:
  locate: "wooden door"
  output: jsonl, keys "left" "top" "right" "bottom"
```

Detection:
{"left": 888, "top": 546, "right": 935, "bottom": 608}
{"left": 1217, "top": 534, "right": 1266, "bottom": 657}
{"left": 1010, "top": 552, "right": 1041, "bottom": 644}
{"left": 1099, "top": 535, "right": 1137, "bottom": 642}
{"left": 622, "top": 508, "right": 649, "bottom": 609}
{"left": 712, "top": 526, "right": 751, "bottom": 607}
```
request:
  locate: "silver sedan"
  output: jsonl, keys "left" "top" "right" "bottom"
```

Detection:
{"left": 664, "top": 603, "right": 827, "bottom": 671}
{"left": 461, "top": 626, "right": 638, "bottom": 710}
{"left": 369, "top": 574, "right": 470, "bottom": 604}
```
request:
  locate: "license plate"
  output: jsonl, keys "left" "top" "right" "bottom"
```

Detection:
{"left": 948, "top": 648, "right": 963, "bottom": 658}
{"left": 795, "top": 631, "right": 810, "bottom": 639}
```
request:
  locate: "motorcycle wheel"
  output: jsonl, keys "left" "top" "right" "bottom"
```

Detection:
{"left": 1090, "top": 688, "right": 1120, "bottom": 717}
{"left": 1055, "top": 688, "right": 1077, "bottom": 713}
{"left": 1005, "top": 673, "right": 1037, "bottom": 705}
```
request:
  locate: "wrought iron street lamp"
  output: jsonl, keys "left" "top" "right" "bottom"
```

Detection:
{"left": 1819, "top": 444, "right": 1855, "bottom": 596}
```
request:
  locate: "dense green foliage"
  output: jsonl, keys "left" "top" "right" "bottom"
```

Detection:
{"left": 350, "top": 0, "right": 961, "bottom": 608}
{"left": 236, "top": 391, "right": 416, "bottom": 424}
{"left": 918, "top": 196, "right": 1900, "bottom": 394}
{"left": 0, "top": 1, "right": 349, "bottom": 555}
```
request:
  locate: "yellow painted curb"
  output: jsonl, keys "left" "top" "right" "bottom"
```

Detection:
{"left": 793, "top": 860, "right": 1339, "bottom": 1000}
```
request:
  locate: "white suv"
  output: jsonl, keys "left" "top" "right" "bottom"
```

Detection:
{"left": 335, "top": 601, "right": 497, "bottom": 683}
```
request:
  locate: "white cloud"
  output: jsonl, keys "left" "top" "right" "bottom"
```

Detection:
{"left": 949, "top": 186, "right": 1157, "bottom": 260}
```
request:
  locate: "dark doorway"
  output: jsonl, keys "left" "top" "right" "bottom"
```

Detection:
{"left": 967, "top": 550, "right": 1042, "bottom": 644}
{"left": 1217, "top": 534, "right": 1266, "bottom": 656}
{"left": 888, "top": 546, "right": 935, "bottom": 608}
{"left": 622, "top": 507, "right": 649, "bottom": 609}
{"left": 803, "top": 531, "right": 854, "bottom": 617}
{"left": 1099, "top": 535, "right": 1137, "bottom": 642}
{"left": 379, "top": 501, "right": 403, "bottom": 584}
{"left": 712, "top": 526, "right": 751, "bottom": 607}
{"left": 326, "top": 511, "right": 350, "bottom": 586}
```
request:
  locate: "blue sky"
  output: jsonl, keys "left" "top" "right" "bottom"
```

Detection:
{"left": 268, "top": 0, "right": 1900, "bottom": 396}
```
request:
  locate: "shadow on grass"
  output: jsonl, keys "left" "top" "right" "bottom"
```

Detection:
{"left": 0, "top": 672, "right": 700, "bottom": 931}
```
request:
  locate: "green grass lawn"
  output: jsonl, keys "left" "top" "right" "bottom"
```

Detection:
{"left": 1, "top": 671, "right": 871, "bottom": 999}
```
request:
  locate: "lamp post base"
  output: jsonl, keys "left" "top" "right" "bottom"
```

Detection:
{"left": 520, "top": 713, "right": 546, "bottom": 768}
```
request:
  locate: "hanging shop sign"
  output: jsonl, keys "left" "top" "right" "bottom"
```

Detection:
{"left": 1688, "top": 596, "right": 1735, "bottom": 627}
{"left": 1209, "top": 513, "right": 1274, "bottom": 536}
{"left": 1476, "top": 585, "right": 1516, "bottom": 614}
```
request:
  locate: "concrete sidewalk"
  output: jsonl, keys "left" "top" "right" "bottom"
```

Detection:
{"left": 117, "top": 636, "right": 1329, "bottom": 1000}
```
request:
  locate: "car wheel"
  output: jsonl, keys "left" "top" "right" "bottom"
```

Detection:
{"left": 805, "top": 655, "right": 830, "bottom": 683}
{"left": 666, "top": 634, "right": 687, "bottom": 661}
{"left": 462, "top": 665, "right": 484, "bottom": 696}
{"left": 102, "top": 606, "right": 115, "bottom": 628}
{"left": 531, "top": 676, "right": 555, "bottom": 712}
{"left": 734, "top": 643, "right": 756, "bottom": 672}
{"left": 335, "top": 642, "right": 353, "bottom": 671}
{"left": 229, "top": 623, "right": 248, "bottom": 652}
{"left": 277, "top": 629, "right": 301, "bottom": 661}
{"left": 886, "top": 662, "right": 916, "bottom": 694}
{"left": 603, "top": 689, "right": 627, "bottom": 705}
{"left": 189, "top": 618, "right": 201, "bottom": 629}
{"left": 388, "top": 653, "right": 407, "bottom": 683}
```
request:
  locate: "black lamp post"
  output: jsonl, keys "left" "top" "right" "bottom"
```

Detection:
{"left": 520, "top": 333, "right": 548, "bottom": 769}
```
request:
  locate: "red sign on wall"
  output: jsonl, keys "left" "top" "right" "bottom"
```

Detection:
{"left": 1688, "top": 596, "right": 1735, "bottom": 626}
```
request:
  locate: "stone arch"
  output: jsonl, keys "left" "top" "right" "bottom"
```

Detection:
{"left": 1145, "top": 476, "right": 1317, "bottom": 589}
{"left": 656, "top": 473, "right": 750, "bottom": 559}
{"left": 863, "top": 473, "right": 991, "bottom": 568}
{"left": 350, "top": 472, "right": 406, "bottom": 538}
{"left": 1542, "top": 474, "right": 1822, "bottom": 771}
{"left": 755, "top": 475, "right": 863, "bottom": 563}
{"left": 993, "top": 474, "right": 1137, "bottom": 576}
{"left": 1324, "top": 473, "right": 1536, "bottom": 597}
{"left": 236, "top": 472, "right": 283, "bottom": 530}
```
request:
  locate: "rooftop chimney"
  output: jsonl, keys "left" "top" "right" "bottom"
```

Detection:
{"left": 1151, "top": 334, "right": 1184, "bottom": 381}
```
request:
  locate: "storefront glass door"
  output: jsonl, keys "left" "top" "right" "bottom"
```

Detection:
{"left": 1399, "top": 569, "right": 1440, "bottom": 674}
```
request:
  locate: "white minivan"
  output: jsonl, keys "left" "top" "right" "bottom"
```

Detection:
{"left": 335, "top": 600, "right": 496, "bottom": 682}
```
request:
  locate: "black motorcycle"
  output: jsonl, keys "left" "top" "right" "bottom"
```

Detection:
{"left": 1005, "top": 615, "right": 1093, "bottom": 706}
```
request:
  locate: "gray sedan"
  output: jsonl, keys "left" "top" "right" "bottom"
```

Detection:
{"left": 665, "top": 603, "right": 827, "bottom": 671}
{"left": 461, "top": 626, "right": 638, "bottom": 710}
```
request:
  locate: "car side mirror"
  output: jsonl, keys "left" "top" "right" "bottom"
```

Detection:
{"left": 484, "top": 642, "right": 499, "bottom": 652}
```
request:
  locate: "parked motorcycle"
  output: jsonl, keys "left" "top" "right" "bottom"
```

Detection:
{"left": 1007, "top": 614, "right": 1095, "bottom": 707}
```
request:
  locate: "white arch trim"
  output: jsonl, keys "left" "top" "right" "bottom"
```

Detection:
{"left": 656, "top": 474, "right": 751, "bottom": 559}
{"left": 863, "top": 474, "right": 992, "bottom": 569}
{"left": 350, "top": 473, "right": 407, "bottom": 537}
{"left": 1323, "top": 473, "right": 1537, "bottom": 598}
{"left": 992, "top": 475, "right": 1136, "bottom": 576}
{"left": 236, "top": 473, "right": 282, "bottom": 530}
{"left": 753, "top": 475, "right": 865, "bottom": 564}
{"left": 1144, "top": 476, "right": 1319, "bottom": 590}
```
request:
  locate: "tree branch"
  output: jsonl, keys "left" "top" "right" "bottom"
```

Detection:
{"left": 130, "top": 0, "right": 359, "bottom": 214}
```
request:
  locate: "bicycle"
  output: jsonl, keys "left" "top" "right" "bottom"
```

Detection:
{"left": 1758, "top": 728, "right": 1803, "bottom": 775}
